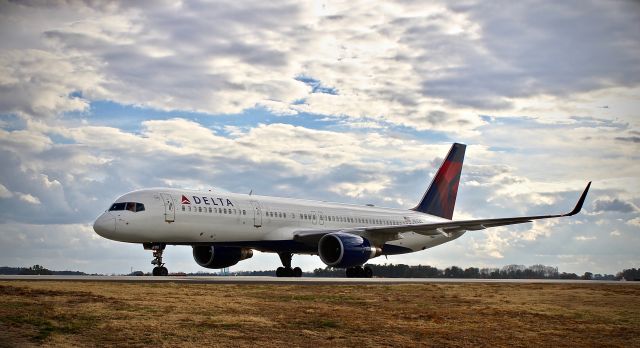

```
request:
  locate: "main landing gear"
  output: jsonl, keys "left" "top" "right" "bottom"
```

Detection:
{"left": 346, "top": 266, "right": 373, "bottom": 278}
{"left": 276, "top": 252, "right": 302, "bottom": 277}
{"left": 144, "top": 243, "right": 168, "bottom": 276}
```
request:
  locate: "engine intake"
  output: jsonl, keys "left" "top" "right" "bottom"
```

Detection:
{"left": 318, "top": 232, "right": 381, "bottom": 268}
{"left": 192, "top": 246, "right": 253, "bottom": 269}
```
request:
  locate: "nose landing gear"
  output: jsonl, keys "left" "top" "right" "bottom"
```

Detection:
{"left": 144, "top": 243, "right": 168, "bottom": 276}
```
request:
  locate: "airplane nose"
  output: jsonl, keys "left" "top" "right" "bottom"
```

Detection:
{"left": 93, "top": 213, "right": 116, "bottom": 238}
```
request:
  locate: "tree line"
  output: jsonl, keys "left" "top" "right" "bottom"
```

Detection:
{"left": 1, "top": 264, "right": 639, "bottom": 280}
{"left": 313, "top": 264, "right": 629, "bottom": 280}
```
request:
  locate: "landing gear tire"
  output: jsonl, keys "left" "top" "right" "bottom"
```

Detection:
{"left": 346, "top": 267, "right": 357, "bottom": 278}
{"left": 276, "top": 253, "right": 302, "bottom": 277}
{"left": 346, "top": 266, "right": 373, "bottom": 278}
{"left": 293, "top": 267, "right": 302, "bottom": 277}
{"left": 146, "top": 243, "right": 167, "bottom": 276}
{"left": 276, "top": 266, "right": 302, "bottom": 277}
{"left": 153, "top": 266, "right": 168, "bottom": 276}
{"left": 275, "top": 253, "right": 302, "bottom": 277}
{"left": 363, "top": 266, "right": 373, "bottom": 278}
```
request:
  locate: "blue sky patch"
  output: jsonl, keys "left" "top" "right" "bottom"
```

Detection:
{"left": 295, "top": 75, "right": 339, "bottom": 95}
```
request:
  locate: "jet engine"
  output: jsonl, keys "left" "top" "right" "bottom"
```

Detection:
{"left": 318, "top": 232, "right": 381, "bottom": 268}
{"left": 192, "top": 246, "right": 253, "bottom": 269}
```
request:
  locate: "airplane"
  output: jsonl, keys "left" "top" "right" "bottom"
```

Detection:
{"left": 93, "top": 143, "right": 591, "bottom": 277}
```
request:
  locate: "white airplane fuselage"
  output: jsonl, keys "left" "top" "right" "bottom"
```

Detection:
{"left": 92, "top": 143, "right": 589, "bottom": 277}
{"left": 94, "top": 188, "right": 463, "bottom": 255}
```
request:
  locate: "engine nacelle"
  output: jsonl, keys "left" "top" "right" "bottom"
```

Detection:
{"left": 192, "top": 246, "right": 253, "bottom": 269}
{"left": 318, "top": 232, "right": 382, "bottom": 268}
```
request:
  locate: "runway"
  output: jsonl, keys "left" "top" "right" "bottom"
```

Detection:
{"left": 0, "top": 275, "right": 634, "bottom": 285}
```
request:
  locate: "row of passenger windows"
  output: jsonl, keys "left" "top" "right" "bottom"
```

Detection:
{"left": 182, "top": 205, "right": 247, "bottom": 216}
{"left": 179, "top": 204, "right": 422, "bottom": 225}
{"left": 265, "top": 210, "right": 420, "bottom": 225}
{"left": 109, "top": 202, "right": 145, "bottom": 212}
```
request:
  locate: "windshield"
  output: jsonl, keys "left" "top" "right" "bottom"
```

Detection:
{"left": 109, "top": 202, "right": 145, "bottom": 212}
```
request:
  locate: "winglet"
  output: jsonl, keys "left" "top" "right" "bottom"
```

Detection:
{"left": 563, "top": 182, "right": 591, "bottom": 216}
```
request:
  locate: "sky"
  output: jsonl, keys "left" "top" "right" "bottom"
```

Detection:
{"left": 0, "top": 0, "right": 638, "bottom": 275}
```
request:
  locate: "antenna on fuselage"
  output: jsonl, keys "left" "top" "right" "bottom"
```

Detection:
{"left": 249, "top": 189, "right": 253, "bottom": 196}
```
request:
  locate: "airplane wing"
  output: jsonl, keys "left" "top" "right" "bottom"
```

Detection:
{"left": 293, "top": 182, "right": 591, "bottom": 246}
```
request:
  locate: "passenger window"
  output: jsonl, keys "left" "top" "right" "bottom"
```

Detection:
{"left": 224, "top": 208, "right": 227, "bottom": 214}
{"left": 209, "top": 207, "right": 212, "bottom": 213}
{"left": 188, "top": 206, "right": 192, "bottom": 212}
{"left": 182, "top": 205, "right": 185, "bottom": 211}
{"left": 198, "top": 207, "right": 202, "bottom": 212}
{"left": 243, "top": 210, "right": 246, "bottom": 215}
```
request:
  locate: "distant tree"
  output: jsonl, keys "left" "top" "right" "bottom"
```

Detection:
{"left": 463, "top": 267, "right": 480, "bottom": 278}
{"left": 618, "top": 268, "right": 640, "bottom": 281}
{"left": 19, "top": 265, "right": 53, "bottom": 275}
{"left": 559, "top": 272, "right": 579, "bottom": 279}
{"left": 501, "top": 264, "right": 526, "bottom": 278}
{"left": 0, "top": 267, "right": 24, "bottom": 275}
{"left": 582, "top": 272, "right": 593, "bottom": 280}
{"left": 444, "top": 266, "right": 464, "bottom": 278}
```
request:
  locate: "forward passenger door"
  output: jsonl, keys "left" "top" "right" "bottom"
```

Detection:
{"left": 160, "top": 193, "right": 175, "bottom": 222}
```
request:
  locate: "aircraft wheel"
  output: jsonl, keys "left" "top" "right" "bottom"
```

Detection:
{"left": 276, "top": 267, "right": 285, "bottom": 277}
{"left": 152, "top": 267, "right": 160, "bottom": 276}
{"left": 160, "top": 266, "right": 169, "bottom": 276}
{"left": 345, "top": 267, "right": 356, "bottom": 278}
{"left": 293, "top": 267, "right": 302, "bottom": 277}
{"left": 363, "top": 266, "right": 373, "bottom": 278}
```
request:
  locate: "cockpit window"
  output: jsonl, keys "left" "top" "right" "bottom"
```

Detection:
{"left": 109, "top": 203, "right": 126, "bottom": 211}
{"left": 109, "top": 202, "right": 145, "bottom": 212}
{"left": 126, "top": 202, "right": 136, "bottom": 212}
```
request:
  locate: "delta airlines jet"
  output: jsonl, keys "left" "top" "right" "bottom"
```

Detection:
{"left": 93, "top": 143, "right": 591, "bottom": 277}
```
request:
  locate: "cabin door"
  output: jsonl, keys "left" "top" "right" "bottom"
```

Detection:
{"left": 250, "top": 201, "right": 262, "bottom": 227}
{"left": 160, "top": 193, "right": 175, "bottom": 222}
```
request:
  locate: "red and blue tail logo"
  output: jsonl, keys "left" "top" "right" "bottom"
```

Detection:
{"left": 181, "top": 195, "right": 191, "bottom": 204}
{"left": 412, "top": 143, "right": 466, "bottom": 220}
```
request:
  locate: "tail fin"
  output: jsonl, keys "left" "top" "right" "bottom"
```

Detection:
{"left": 412, "top": 143, "right": 466, "bottom": 219}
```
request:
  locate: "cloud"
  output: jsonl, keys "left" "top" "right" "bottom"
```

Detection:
{"left": 593, "top": 198, "right": 638, "bottom": 213}
{"left": 574, "top": 236, "right": 596, "bottom": 241}
{"left": 0, "top": 0, "right": 639, "bottom": 276}
{"left": 0, "top": 183, "right": 12, "bottom": 198}
{"left": 615, "top": 136, "right": 640, "bottom": 143}
{"left": 0, "top": 49, "right": 98, "bottom": 118}
{"left": 5, "top": 1, "right": 638, "bottom": 133}
{"left": 17, "top": 193, "right": 41, "bottom": 205}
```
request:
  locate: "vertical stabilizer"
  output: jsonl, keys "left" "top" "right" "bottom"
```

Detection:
{"left": 412, "top": 143, "right": 466, "bottom": 219}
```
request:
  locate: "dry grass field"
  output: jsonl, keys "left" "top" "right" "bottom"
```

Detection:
{"left": 0, "top": 281, "right": 638, "bottom": 347}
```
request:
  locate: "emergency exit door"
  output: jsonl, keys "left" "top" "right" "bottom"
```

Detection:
{"left": 250, "top": 201, "right": 262, "bottom": 227}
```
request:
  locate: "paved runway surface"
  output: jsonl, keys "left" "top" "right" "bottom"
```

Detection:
{"left": 0, "top": 275, "right": 635, "bottom": 285}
